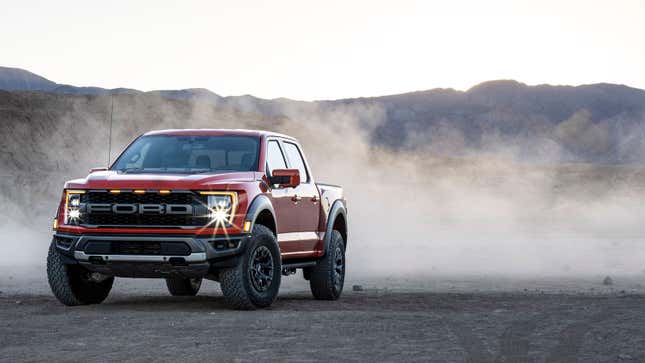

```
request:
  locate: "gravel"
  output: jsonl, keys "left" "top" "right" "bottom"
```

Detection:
{"left": 1, "top": 269, "right": 645, "bottom": 362}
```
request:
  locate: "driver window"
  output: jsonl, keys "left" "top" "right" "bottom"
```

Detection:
{"left": 266, "top": 140, "right": 287, "bottom": 176}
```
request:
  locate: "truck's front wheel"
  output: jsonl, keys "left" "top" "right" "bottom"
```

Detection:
{"left": 219, "top": 224, "right": 281, "bottom": 310}
{"left": 47, "top": 241, "right": 114, "bottom": 306}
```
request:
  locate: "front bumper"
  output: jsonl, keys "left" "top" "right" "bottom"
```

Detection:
{"left": 53, "top": 232, "right": 250, "bottom": 278}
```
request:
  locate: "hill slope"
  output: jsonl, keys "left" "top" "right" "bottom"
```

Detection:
{"left": 0, "top": 66, "right": 57, "bottom": 91}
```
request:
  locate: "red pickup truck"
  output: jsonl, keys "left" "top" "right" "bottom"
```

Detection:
{"left": 47, "top": 129, "right": 348, "bottom": 310}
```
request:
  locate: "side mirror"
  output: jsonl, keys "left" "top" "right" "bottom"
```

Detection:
{"left": 269, "top": 169, "right": 300, "bottom": 188}
{"left": 90, "top": 167, "right": 108, "bottom": 173}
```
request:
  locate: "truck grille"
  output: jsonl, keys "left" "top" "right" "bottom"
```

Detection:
{"left": 80, "top": 191, "right": 209, "bottom": 228}
{"left": 83, "top": 191, "right": 196, "bottom": 205}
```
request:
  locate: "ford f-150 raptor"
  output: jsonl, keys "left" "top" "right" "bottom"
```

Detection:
{"left": 47, "top": 129, "right": 347, "bottom": 310}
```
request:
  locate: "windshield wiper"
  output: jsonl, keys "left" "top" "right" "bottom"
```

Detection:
{"left": 117, "top": 167, "right": 173, "bottom": 174}
{"left": 192, "top": 169, "right": 218, "bottom": 174}
{"left": 116, "top": 167, "right": 222, "bottom": 174}
{"left": 117, "top": 167, "right": 144, "bottom": 174}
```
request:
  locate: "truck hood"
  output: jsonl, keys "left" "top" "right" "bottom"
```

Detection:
{"left": 64, "top": 171, "right": 259, "bottom": 190}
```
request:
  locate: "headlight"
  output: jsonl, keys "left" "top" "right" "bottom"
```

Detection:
{"left": 65, "top": 190, "right": 85, "bottom": 224}
{"left": 199, "top": 191, "right": 237, "bottom": 226}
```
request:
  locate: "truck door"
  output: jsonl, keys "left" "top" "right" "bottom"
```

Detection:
{"left": 281, "top": 141, "right": 321, "bottom": 254}
{"left": 265, "top": 140, "right": 299, "bottom": 239}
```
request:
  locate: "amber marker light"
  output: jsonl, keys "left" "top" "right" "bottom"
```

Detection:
{"left": 109, "top": 190, "right": 121, "bottom": 194}
{"left": 243, "top": 220, "right": 251, "bottom": 232}
{"left": 159, "top": 190, "right": 171, "bottom": 194}
{"left": 133, "top": 190, "right": 146, "bottom": 194}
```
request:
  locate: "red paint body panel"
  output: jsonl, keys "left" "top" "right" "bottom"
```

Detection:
{"left": 55, "top": 129, "right": 346, "bottom": 261}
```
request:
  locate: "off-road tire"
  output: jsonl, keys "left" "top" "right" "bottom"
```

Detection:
{"left": 47, "top": 241, "right": 114, "bottom": 306}
{"left": 165, "top": 277, "right": 202, "bottom": 296}
{"left": 307, "top": 230, "right": 345, "bottom": 300}
{"left": 219, "top": 224, "right": 281, "bottom": 310}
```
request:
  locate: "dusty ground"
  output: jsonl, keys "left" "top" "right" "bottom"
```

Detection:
{"left": 1, "top": 267, "right": 645, "bottom": 362}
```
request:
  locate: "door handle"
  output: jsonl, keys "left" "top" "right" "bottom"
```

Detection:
{"left": 292, "top": 195, "right": 302, "bottom": 202}
{"left": 311, "top": 195, "right": 319, "bottom": 202}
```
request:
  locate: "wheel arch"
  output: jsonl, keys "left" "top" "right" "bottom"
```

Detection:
{"left": 323, "top": 200, "right": 348, "bottom": 255}
{"left": 245, "top": 194, "right": 277, "bottom": 236}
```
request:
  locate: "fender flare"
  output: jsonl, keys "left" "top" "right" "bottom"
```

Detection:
{"left": 244, "top": 194, "right": 277, "bottom": 235}
{"left": 322, "top": 200, "right": 348, "bottom": 256}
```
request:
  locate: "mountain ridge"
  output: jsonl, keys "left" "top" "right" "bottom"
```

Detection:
{"left": 2, "top": 65, "right": 643, "bottom": 104}
{"left": 2, "top": 66, "right": 645, "bottom": 163}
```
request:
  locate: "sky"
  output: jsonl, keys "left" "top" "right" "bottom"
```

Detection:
{"left": 0, "top": 0, "right": 643, "bottom": 100}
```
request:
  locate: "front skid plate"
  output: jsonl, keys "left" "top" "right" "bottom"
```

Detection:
{"left": 80, "top": 261, "right": 211, "bottom": 278}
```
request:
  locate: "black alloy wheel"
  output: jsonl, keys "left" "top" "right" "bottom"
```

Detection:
{"left": 249, "top": 245, "right": 274, "bottom": 292}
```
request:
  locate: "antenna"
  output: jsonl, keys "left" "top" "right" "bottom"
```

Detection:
{"left": 107, "top": 94, "right": 114, "bottom": 166}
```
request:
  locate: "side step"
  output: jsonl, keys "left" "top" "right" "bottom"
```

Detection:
{"left": 281, "top": 260, "right": 317, "bottom": 276}
{"left": 282, "top": 261, "right": 317, "bottom": 269}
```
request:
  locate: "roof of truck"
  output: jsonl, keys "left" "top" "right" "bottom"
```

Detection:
{"left": 143, "top": 129, "right": 296, "bottom": 140}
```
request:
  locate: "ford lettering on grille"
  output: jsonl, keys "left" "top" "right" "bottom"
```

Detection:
{"left": 86, "top": 203, "right": 193, "bottom": 215}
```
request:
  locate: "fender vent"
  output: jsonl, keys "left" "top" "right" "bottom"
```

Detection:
{"left": 55, "top": 236, "right": 74, "bottom": 249}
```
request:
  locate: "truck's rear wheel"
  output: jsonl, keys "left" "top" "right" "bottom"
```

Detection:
{"left": 219, "top": 224, "right": 281, "bottom": 310}
{"left": 165, "top": 277, "right": 202, "bottom": 296}
{"left": 307, "top": 230, "right": 345, "bottom": 300}
{"left": 47, "top": 241, "right": 114, "bottom": 306}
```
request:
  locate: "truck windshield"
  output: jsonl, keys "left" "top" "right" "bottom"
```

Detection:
{"left": 111, "top": 135, "right": 260, "bottom": 174}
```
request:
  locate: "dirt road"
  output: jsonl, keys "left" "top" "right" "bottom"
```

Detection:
{"left": 1, "top": 269, "right": 645, "bottom": 362}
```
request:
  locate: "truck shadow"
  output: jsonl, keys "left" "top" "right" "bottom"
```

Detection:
{"left": 99, "top": 291, "right": 470, "bottom": 313}
{"left": 101, "top": 294, "right": 232, "bottom": 312}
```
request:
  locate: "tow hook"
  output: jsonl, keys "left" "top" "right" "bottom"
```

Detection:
{"left": 168, "top": 257, "right": 188, "bottom": 266}
{"left": 88, "top": 256, "right": 107, "bottom": 265}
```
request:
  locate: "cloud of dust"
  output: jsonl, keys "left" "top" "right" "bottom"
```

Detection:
{"left": 273, "top": 103, "right": 645, "bottom": 278}
{"left": 1, "top": 93, "right": 645, "bottom": 281}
